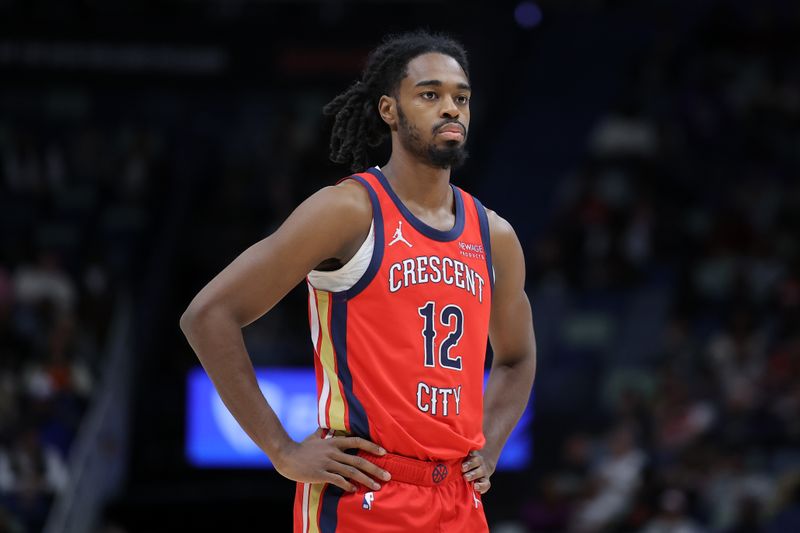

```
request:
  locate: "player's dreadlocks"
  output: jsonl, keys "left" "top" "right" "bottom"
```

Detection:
{"left": 323, "top": 30, "right": 469, "bottom": 172}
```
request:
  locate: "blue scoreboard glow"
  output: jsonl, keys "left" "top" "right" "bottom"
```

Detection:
{"left": 186, "top": 367, "right": 533, "bottom": 471}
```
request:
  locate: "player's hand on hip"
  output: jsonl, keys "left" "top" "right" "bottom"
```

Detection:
{"left": 273, "top": 428, "right": 392, "bottom": 493}
{"left": 462, "top": 450, "right": 495, "bottom": 494}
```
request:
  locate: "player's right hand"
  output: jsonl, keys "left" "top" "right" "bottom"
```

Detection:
{"left": 273, "top": 428, "right": 392, "bottom": 493}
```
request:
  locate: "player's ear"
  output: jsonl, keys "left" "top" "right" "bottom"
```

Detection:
{"left": 378, "top": 95, "right": 398, "bottom": 131}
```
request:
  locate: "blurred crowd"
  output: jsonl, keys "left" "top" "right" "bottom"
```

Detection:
{"left": 0, "top": 112, "right": 156, "bottom": 531}
{"left": 521, "top": 2, "right": 800, "bottom": 532}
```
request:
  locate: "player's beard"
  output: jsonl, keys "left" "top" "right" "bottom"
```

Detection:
{"left": 397, "top": 104, "right": 469, "bottom": 170}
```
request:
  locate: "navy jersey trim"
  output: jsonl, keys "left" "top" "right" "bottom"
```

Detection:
{"left": 330, "top": 295, "right": 371, "bottom": 438}
{"left": 319, "top": 483, "right": 344, "bottom": 532}
{"left": 367, "top": 167, "right": 465, "bottom": 242}
{"left": 334, "top": 174, "right": 385, "bottom": 300}
{"left": 473, "top": 196, "right": 495, "bottom": 292}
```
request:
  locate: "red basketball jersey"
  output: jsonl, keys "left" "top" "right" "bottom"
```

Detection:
{"left": 307, "top": 167, "right": 493, "bottom": 461}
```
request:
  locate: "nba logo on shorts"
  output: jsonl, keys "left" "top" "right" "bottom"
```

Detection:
{"left": 362, "top": 491, "right": 374, "bottom": 510}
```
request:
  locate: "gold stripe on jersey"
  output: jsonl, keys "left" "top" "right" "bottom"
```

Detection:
{"left": 306, "top": 482, "right": 324, "bottom": 533}
{"left": 314, "top": 290, "right": 347, "bottom": 431}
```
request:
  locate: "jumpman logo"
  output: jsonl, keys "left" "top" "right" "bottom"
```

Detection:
{"left": 388, "top": 220, "right": 412, "bottom": 247}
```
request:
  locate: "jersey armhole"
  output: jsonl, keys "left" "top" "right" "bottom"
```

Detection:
{"left": 309, "top": 174, "right": 384, "bottom": 299}
{"left": 472, "top": 196, "right": 495, "bottom": 292}
{"left": 307, "top": 221, "right": 375, "bottom": 292}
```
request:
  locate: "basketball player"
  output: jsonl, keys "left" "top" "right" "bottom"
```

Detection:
{"left": 180, "top": 31, "right": 536, "bottom": 532}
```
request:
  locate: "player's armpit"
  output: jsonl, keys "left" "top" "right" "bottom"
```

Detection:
{"left": 184, "top": 180, "right": 372, "bottom": 328}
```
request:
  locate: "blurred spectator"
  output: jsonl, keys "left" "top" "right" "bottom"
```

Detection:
{"left": 703, "top": 450, "right": 773, "bottom": 531}
{"left": 0, "top": 426, "right": 67, "bottom": 532}
{"left": 12, "top": 253, "right": 76, "bottom": 316}
{"left": 639, "top": 489, "right": 705, "bottom": 533}
{"left": 571, "top": 425, "right": 647, "bottom": 531}
{"left": 766, "top": 473, "right": 800, "bottom": 533}
{"left": 588, "top": 101, "right": 660, "bottom": 159}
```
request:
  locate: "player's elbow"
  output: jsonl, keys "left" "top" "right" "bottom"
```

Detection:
{"left": 179, "top": 305, "right": 198, "bottom": 338}
{"left": 180, "top": 297, "right": 213, "bottom": 337}
{"left": 514, "top": 341, "right": 538, "bottom": 376}
{"left": 181, "top": 294, "right": 240, "bottom": 337}
{"left": 523, "top": 334, "right": 537, "bottom": 374}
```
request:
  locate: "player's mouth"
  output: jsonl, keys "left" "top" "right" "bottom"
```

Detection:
{"left": 436, "top": 124, "right": 465, "bottom": 141}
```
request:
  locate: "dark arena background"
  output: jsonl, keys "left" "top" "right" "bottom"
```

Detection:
{"left": 2, "top": 0, "right": 800, "bottom": 531}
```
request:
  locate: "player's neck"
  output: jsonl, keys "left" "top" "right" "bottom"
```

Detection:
{"left": 380, "top": 152, "right": 452, "bottom": 211}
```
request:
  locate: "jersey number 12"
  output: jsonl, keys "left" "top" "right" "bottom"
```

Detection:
{"left": 418, "top": 301, "right": 463, "bottom": 370}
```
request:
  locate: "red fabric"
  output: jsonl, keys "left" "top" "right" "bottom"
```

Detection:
{"left": 353, "top": 450, "right": 462, "bottom": 487}
{"left": 292, "top": 474, "right": 488, "bottom": 533}
{"left": 331, "top": 170, "right": 492, "bottom": 461}
{"left": 298, "top": 171, "right": 494, "bottom": 531}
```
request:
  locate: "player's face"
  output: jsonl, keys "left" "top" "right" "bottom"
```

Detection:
{"left": 395, "top": 53, "right": 471, "bottom": 169}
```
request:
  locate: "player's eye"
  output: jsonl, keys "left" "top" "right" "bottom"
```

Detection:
{"left": 421, "top": 91, "right": 437, "bottom": 100}
{"left": 456, "top": 95, "right": 470, "bottom": 105}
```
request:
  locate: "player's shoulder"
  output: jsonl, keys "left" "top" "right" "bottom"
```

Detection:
{"left": 292, "top": 176, "right": 373, "bottom": 261}
{"left": 333, "top": 174, "right": 372, "bottom": 204}
{"left": 483, "top": 206, "right": 517, "bottom": 243}
{"left": 481, "top": 206, "right": 525, "bottom": 280}
{"left": 308, "top": 176, "right": 372, "bottom": 223}
{"left": 456, "top": 185, "right": 514, "bottom": 239}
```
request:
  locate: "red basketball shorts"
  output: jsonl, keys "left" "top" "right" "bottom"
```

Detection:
{"left": 292, "top": 449, "right": 489, "bottom": 532}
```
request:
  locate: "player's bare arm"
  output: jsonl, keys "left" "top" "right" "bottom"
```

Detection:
{"left": 180, "top": 180, "right": 391, "bottom": 493}
{"left": 462, "top": 210, "right": 537, "bottom": 494}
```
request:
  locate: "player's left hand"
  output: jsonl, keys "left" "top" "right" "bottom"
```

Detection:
{"left": 462, "top": 450, "right": 495, "bottom": 494}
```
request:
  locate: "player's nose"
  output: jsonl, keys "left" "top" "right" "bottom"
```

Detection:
{"left": 440, "top": 95, "right": 459, "bottom": 118}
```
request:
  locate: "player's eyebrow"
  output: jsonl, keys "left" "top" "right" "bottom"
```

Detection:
{"left": 414, "top": 79, "right": 471, "bottom": 91}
